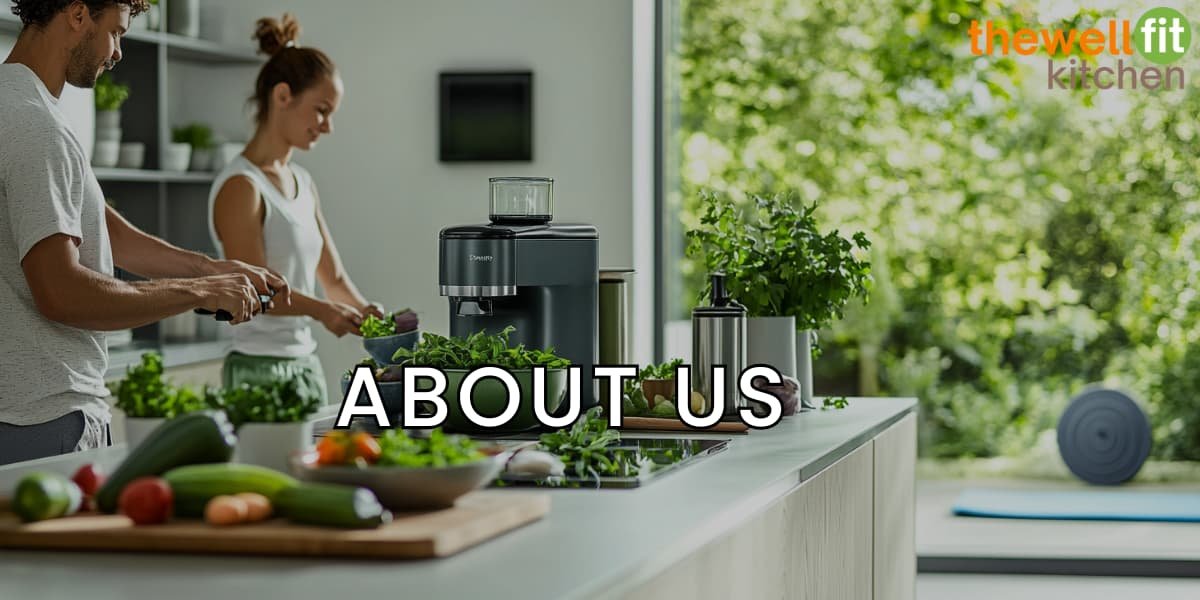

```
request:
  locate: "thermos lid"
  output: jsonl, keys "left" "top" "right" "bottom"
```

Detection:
{"left": 692, "top": 272, "right": 746, "bottom": 318}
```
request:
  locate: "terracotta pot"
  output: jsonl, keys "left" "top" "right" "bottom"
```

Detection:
{"left": 641, "top": 379, "right": 675, "bottom": 408}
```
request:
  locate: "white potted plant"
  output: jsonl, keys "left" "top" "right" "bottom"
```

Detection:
{"left": 687, "top": 192, "right": 872, "bottom": 409}
{"left": 93, "top": 73, "right": 129, "bottom": 168}
{"left": 172, "top": 123, "right": 215, "bottom": 172}
{"left": 166, "top": 0, "right": 200, "bottom": 38}
{"left": 112, "top": 352, "right": 212, "bottom": 448}
{"left": 221, "top": 376, "right": 323, "bottom": 473}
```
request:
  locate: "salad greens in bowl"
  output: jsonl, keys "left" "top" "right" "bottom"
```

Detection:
{"left": 293, "top": 428, "right": 501, "bottom": 510}
{"left": 360, "top": 309, "right": 420, "bottom": 365}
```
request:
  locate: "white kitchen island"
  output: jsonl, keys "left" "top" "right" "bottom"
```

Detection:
{"left": 0, "top": 398, "right": 917, "bottom": 600}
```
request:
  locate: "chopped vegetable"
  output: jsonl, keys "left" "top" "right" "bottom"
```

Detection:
{"left": 71, "top": 464, "right": 106, "bottom": 508}
{"left": 351, "top": 432, "right": 382, "bottom": 464}
{"left": 392, "top": 308, "right": 419, "bottom": 334}
{"left": 12, "top": 472, "right": 80, "bottom": 523}
{"left": 205, "top": 495, "right": 249, "bottom": 526}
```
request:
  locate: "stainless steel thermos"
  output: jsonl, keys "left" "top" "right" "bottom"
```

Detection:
{"left": 692, "top": 273, "right": 747, "bottom": 416}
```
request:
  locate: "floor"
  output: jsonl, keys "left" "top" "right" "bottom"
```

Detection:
{"left": 918, "top": 574, "right": 1200, "bottom": 599}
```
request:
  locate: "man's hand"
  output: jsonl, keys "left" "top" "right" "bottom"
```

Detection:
{"left": 196, "top": 273, "right": 264, "bottom": 325}
{"left": 318, "top": 301, "right": 365, "bottom": 337}
{"left": 210, "top": 259, "right": 290, "bottom": 309}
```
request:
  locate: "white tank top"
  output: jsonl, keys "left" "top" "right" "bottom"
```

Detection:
{"left": 207, "top": 155, "right": 323, "bottom": 358}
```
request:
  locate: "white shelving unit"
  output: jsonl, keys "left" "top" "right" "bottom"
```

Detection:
{"left": 1, "top": 9, "right": 259, "bottom": 365}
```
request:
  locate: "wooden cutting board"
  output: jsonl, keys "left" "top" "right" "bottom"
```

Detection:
{"left": 0, "top": 491, "right": 548, "bottom": 559}
{"left": 620, "top": 416, "right": 749, "bottom": 434}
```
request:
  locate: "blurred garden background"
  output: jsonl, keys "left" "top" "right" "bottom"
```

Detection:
{"left": 661, "top": 0, "right": 1200, "bottom": 476}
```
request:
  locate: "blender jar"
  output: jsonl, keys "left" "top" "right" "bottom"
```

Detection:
{"left": 489, "top": 177, "right": 553, "bottom": 224}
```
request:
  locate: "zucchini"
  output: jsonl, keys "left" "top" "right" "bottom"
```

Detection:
{"left": 97, "top": 411, "right": 236, "bottom": 513}
{"left": 12, "top": 472, "right": 80, "bottom": 523}
{"left": 274, "top": 482, "right": 392, "bottom": 529}
{"left": 164, "top": 463, "right": 299, "bottom": 518}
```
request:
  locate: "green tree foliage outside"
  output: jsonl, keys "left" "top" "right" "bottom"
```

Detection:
{"left": 669, "top": 0, "right": 1200, "bottom": 460}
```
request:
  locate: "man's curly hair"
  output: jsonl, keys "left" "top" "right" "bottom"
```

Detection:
{"left": 11, "top": 0, "right": 149, "bottom": 28}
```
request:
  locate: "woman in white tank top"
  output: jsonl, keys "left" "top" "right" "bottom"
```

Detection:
{"left": 207, "top": 14, "right": 382, "bottom": 402}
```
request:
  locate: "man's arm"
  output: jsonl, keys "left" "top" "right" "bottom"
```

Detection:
{"left": 106, "top": 205, "right": 291, "bottom": 305}
{"left": 22, "top": 234, "right": 264, "bottom": 330}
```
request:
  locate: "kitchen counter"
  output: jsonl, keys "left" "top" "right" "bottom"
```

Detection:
{"left": 0, "top": 397, "right": 916, "bottom": 600}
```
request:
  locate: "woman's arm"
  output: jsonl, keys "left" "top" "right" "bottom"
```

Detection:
{"left": 211, "top": 176, "right": 362, "bottom": 336}
{"left": 311, "top": 185, "right": 383, "bottom": 319}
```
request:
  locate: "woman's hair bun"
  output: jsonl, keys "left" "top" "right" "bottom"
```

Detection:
{"left": 253, "top": 13, "right": 302, "bottom": 57}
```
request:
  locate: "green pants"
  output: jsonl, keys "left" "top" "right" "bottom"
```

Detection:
{"left": 222, "top": 352, "right": 330, "bottom": 404}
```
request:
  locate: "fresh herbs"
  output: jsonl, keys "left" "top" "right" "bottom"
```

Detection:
{"left": 113, "top": 353, "right": 212, "bottom": 418}
{"left": 359, "top": 314, "right": 396, "bottom": 338}
{"left": 537, "top": 407, "right": 650, "bottom": 481}
{"left": 171, "top": 123, "right": 214, "bottom": 149}
{"left": 392, "top": 326, "right": 570, "bottom": 369}
{"left": 639, "top": 358, "right": 683, "bottom": 381}
{"left": 217, "top": 376, "right": 322, "bottom": 427}
{"left": 686, "top": 192, "right": 871, "bottom": 332}
{"left": 376, "top": 428, "right": 485, "bottom": 467}
{"left": 822, "top": 397, "right": 850, "bottom": 410}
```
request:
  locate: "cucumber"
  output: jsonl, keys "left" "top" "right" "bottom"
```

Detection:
{"left": 97, "top": 411, "right": 236, "bottom": 513}
{"left": 164, "top": 463, "right": 299, "bottom": 518}
{"left": 12, "top": 472, "right": 80, "bottom": 523}
{"left": 274, "top": 482, "right": 392, "bottom": 529}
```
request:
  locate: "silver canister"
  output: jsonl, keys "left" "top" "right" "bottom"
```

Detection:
{"left": 692, "top": 273, "right": 747, "bottom": 416}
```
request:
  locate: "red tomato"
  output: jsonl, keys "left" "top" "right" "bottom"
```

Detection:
{"left": 316, "top": 436, "right": 347, "bottom": 465}
{"left": 118, "top": 477, "right": 174, "bottom": 525}
{"left": 351, "top": 433, "right": 381, "bottom": 464}
{"left": 71, "top": 464, "right": 107, "bottom": 498}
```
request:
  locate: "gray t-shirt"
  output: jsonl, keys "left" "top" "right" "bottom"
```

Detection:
{"left": 0, "top": 63, "right": 113, "bottom": 437}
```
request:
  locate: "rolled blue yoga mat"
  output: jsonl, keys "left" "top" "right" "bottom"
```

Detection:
{"left": 1057, "top": 388, "right": 1151, "bottom": 486}
{"left": 953, "top": 488, "right": 1200, "bottom": 523}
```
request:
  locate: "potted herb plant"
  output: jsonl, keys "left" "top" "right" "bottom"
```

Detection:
{"left": 686, "top": 191, "right": 871, "bottom": 408}
{"left": 113, "top": 352, "right": 212, "bottom": 448}
{"left": 93, "top": 73, "right": 129, "bottom": 168}
{"left": 220, "top": 376, "right": 323, "bottom": 473}
{"left": 639, "top": 358, "right": 683, "bottom": 409}
{"left": 390, "top": 326, "right": 571, "bottom": 433}
{"left": 171, "top": 123, "right": 215, "bottom": 172}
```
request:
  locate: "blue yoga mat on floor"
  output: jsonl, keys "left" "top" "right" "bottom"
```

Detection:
{"left": 953, "top": 488, "right": 1200, "bottom": 523}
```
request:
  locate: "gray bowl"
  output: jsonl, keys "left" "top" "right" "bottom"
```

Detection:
{"left": 363, "top": 330, "right": 419, "bottom": 365}
{"left": 290, "top": 452, "right": 504, "bottom": 511}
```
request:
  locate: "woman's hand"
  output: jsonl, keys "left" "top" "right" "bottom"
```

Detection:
{"left": 362, "top": 302, "right": 386, "bottom": 320}
{"left": 317, "top": 301, "right": 365, "bottom": 337}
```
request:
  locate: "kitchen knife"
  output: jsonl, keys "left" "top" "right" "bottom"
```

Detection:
{"left": 195, "top": 289, "right": 276, "bottom": 321}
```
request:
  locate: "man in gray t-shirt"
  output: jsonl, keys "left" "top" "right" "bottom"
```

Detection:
{"left": 1, "top": 0, "right": 291, "bottom": 464}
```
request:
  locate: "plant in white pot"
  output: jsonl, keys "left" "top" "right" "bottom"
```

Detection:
{"left": 220, "top": 377, "right": 323, "bottom": 473}
{"left": 93, "top": 73, "right": 129, "bottom": 168}
{"left": 171, "top": 123, "right": 215, "bottom": 172}
{"left": 686, "top": 191, "right": 872, "bottom": 411}
{"left": 112, "top": 352, "right": 212, "bottom": 448}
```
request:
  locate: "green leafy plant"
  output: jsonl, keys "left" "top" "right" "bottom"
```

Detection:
{"left": 375, "top": 428, "right": 484, "bottom": 467}
{"left": 687, "top": 192, "right": 871, "bottom": 332}
{"left": 94, "top": 73, "right": 130, "bottom": 112}
{"left": 171, "top": 123, "right": 214, "bottom": 149}
{"left": 639, "top": 358, "right": 683, "bottom": 381}
{"left": 359, "top": 314, "right": 396, "bottom": 338}
{"left": 217, "top": 376, "right": 322, "bottom": 427}
{"left": 392, "top": 326, "right": 570, "bottom": 369}
{"left": 537, "top": 407, "right": 649, "bottom": 480}
{"left": 113, "top": 352, "right": 213, "bottom": 418}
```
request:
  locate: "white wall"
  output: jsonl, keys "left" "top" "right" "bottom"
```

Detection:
{"left": 175, "top": 0, "right": 639, "bottom": 394}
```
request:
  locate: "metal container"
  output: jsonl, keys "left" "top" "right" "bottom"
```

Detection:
{"left": 599, "top": 269, "right": 634, "bottom": 364}
{"left": 692, "top": 273, "right": 746, "bottom": 416}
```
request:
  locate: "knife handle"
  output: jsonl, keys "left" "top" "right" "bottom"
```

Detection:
{"left": 195, "top": 291, "right": 274, "bottom": 321}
